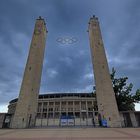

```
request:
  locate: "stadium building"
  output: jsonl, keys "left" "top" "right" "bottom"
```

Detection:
{"left": 8, "top": 93, "right": 97, "bottom": 127}
{"left": 5, "top": 93, "right": 140, "bottom": 128}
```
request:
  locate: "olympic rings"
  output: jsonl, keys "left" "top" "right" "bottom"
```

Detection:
{"left": 56, "top": 37, "right": 78, "bottom": 45}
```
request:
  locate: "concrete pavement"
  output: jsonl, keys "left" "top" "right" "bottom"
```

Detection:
{"left": 0, "top": 128, "right": 140, "bottom": 140}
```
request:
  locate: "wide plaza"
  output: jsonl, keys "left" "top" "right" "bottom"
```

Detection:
{"left": 0, "top": 128, "right": 140, "bottom": 140}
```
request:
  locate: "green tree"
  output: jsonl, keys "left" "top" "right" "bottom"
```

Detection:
{"left": 110, "top": 68, "right": 140, "bottom": 111}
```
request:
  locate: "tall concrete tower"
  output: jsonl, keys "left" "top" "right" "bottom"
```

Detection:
{"left": 11, "top": 17, "right": 47, "bottom": 128}
{"left": 88, "top": 16, "right": 121, "bottom": 127}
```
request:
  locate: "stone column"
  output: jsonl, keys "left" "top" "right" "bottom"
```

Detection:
{"left": 47, "top": 102, "right": 49, "bottom": 126}
{"left": 41, "top": 102, "right": 44, "bottom": 127}
{"left": 60, "top": 101, "right": 62, "bottom": 116}
{"left": 86, "top": 101, "right": 88, "bottom": 125}
{"left": 73, "top": 101, "right": 75, "bottom": 116}
{"left": 88, "top": 15, "right": 121, "bottom": 127}
{"left": 11, "top": 17, "right": 47, "bottom": 128}
{"left": 66, "top": 101, "right": 68, "bottom": 116}
{"left": 80, "top": 101, "right": 81, "bottom": 125}
{"left": 130, "top": 112, "right": 138, "bottom": 127}
{"left": 53, "top": 101, "right": 55, "bottom": 125}
{"left": 73, "top": 101, "right": 75, "bottom": 125}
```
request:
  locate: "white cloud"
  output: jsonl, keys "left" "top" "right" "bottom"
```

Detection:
{"left": 0, "top": 104, "right": 8, "bottom": 113}
{"left": 84, "top": 73, "right": 93, "bottom": 79}
{"left": 60, "top": 56, "right": 73, "bottom": 67}
{"left": 48, "top": 69, "right": 58, "bottom": 78}
{"left": 135, "top": 103, "right": 140, "bottom": 111}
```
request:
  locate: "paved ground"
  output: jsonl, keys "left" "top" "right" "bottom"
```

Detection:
{"left": 0, "top": 128, "right": 140, "bottom": 140}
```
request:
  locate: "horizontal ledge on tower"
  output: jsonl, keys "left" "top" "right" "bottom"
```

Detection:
{"left": 90, "top": 15, "right": 98, "bottom": 21}
{"left": 37, "top": 16, "right": 44, "bottom": 20}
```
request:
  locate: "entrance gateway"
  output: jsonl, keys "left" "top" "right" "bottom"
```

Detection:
{"left": 10, "top": 16, "right": 121, "bottom": 128}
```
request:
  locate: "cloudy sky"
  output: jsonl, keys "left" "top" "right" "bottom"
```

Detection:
{"left": 0, "top": 0, "right": 140, "bottom": 112}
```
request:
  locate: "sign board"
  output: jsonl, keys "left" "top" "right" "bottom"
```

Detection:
{"left": 61, "top": 119, "right": 67, "bottom": 126}
{"left": 60, "top": 116, "right": 74, "bottom": 126}
{"left": 102, "top": 119, "right": 107, "bottom": 127}
{"left": 67, "top": 119, "right": 74, "bottom": 125}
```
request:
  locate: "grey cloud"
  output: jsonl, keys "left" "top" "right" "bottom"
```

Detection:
{"left": 0, "top": 0, "right": 140, "bottom": 107}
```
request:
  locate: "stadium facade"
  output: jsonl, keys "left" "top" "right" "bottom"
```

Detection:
{"left": 4, "top": 93, "right": 140, "bottom": 128}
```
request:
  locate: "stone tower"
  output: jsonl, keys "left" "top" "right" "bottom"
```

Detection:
{"left": 88, "top": 16, "right": 121, "bottom": 127}
{"left": 11, "top": 17, "right": 47, "bottom": 128}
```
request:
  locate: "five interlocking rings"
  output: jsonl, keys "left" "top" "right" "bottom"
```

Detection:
{"left": 56, "top": 37, "right": 78, "bottom": 45}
